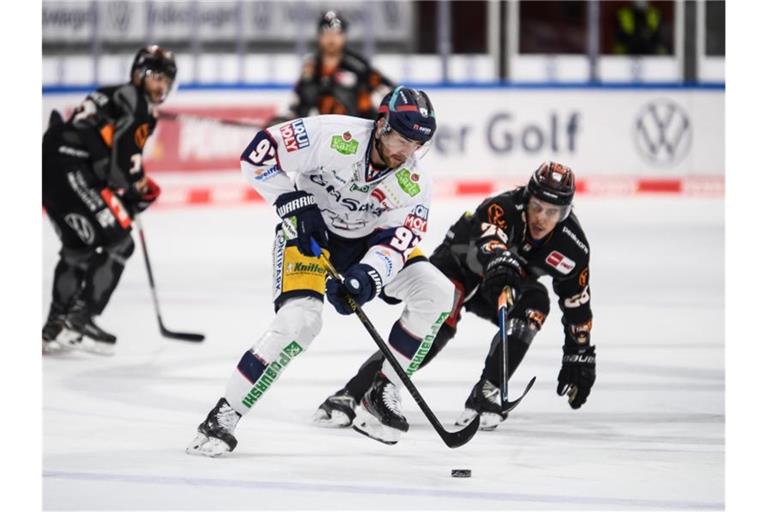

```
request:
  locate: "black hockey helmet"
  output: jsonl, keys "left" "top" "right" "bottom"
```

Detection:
{"left": 526, "top": 161, "right": 576, "bottom": 219}
{"left": 318, "top": 10, "right": 347, "bottom": 33}
{"left": 377, "top": 86, "right": 437, "bottom": 144}
{"left": 131, "top": 45, "right": 177, "bottom": 83}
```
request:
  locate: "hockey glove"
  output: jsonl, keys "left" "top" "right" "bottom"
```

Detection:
{"left": 481, "top": 250, "right": 526, "bottom": 304}
{"left": 122, "top": 176, "right": 161, "bottom": 215}
{"left": 326, "top": 264, "right": 383, "bottom": 315}
{"left": 275, "top": 190, "right": 329, "bottom": 257}
{"left": 556, "top": 344, "right": 596, "bottom": 409}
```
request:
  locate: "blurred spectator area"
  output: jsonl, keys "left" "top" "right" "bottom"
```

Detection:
{"left": 42, "top": 0, "right": 724, "bottom": 86}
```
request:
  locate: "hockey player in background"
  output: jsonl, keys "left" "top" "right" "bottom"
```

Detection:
{"left": 313, "top": 162, "right": 596, "bottom": 430}
{"left": 42, "top": 46, "right": 176, "bottom": 354}
{"left": 186, "top": 86, "right": 454, "bottom": 456}
{"left": 286, "top": 10, "right": 394, "bottom": 120}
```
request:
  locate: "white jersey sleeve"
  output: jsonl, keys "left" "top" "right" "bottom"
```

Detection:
{"left": 359, "top": 168, "right": 432, "bottom": 285}
{"left": 239, "top": 117, "right": 323, "bottom": 204}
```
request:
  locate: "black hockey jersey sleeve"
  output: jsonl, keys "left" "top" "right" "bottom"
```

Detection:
{"left": 552, "top": 245, "right": 593, "bottom": 346}
{"left": 464, "top": 191, "right": 520, "bottom": 276}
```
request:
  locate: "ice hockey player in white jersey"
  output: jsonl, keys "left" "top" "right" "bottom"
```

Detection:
{"left": 186, "top": 86, "right": 454, "bottom": 456}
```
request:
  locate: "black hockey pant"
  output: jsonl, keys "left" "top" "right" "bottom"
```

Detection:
{"left": 43, "top": 152, "right": 135, "bottom": 316}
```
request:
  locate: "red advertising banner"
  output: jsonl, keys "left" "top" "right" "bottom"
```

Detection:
{"left": 144, "top": 105, "right": 277, "bottom": 172}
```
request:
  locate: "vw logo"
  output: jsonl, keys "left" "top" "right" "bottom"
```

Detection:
{"left": 633, "top": 99, "right": 692, "bottom": 165}
{"left": 107, "top": 1, "right": 133, "bottom": 32}
{"left": 64, "top": 213, "right": 95, "bottom": 245}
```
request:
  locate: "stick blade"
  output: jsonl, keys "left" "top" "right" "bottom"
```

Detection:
{"left": 161, "top": 328, "right": 205, "bottom": 342}
{"left": 440, "top": 414, "right": 480, "bottom": 449}
{"left": 501, "top": 376, "right": 536, "bottom": 414}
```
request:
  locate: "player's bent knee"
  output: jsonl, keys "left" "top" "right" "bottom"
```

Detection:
{"left": 254, "top": 297, "right": 323, "bottom": 359}
{"left": 410, "top": 266, "right": 455, "bottom": 317}
{"left": 60, "top": 246, "right": 93, "bottom": 269}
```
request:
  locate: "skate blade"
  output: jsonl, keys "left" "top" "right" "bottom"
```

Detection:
{"left": 66, "top": 337, "right": 116, "bottom": 356}
{"left": 455, "top": 409, "right": 503, "bottom": 431}
{"left": 42, "top": 340, "right": 68, "bottom": 355}
{"left": 351, "top": 409, "right": 400, "bottom": 445}
{"left": 312, "top": 408, "right": 353, "bottom": 428}
{"left": 185, "top": 433, "right": 232, "bottom": 457}
{"left": 479, "top": 412, "right": 503, "bottom": 431}
{"left": 454, "top": 408, "right": 478, "bottom": 427}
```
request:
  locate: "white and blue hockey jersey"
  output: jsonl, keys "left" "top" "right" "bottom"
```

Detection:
{"left": 240, "top": 115, "right": 432, "bottom": 286}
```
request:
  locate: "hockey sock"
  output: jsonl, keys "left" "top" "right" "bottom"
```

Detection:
{"left": 345, "top": 322, "right": 456, "bottom": 402}
{"left": 84, "top": 238, "right": 134, "bottom": 315}
{"left": 225, "top": 341, "right": 305, "bottom": 416}
{"left": 52, "top": 248, "right": 91, "bottom": 307}
{"left": 481, "top": 333, "right": 531, "bottom": 388}
{"left": 345, "top": 352, "right": 385, "bottom": 402}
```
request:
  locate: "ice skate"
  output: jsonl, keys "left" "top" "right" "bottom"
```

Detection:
{"left": 352, "top": 373, "right": 408, "bottom": 445}
{"left": 312, "top": 388, "right": 357, "bottom": 427}
{"left": 455, "top": 379, "right": 508, "bottom": 431}
{"left": 186, "top": 398, "right": 241, "bottom": 457}
{"left": 42, "top": 303, "right": 83, "bottom": 354}
{"left": 63, "top": 299, "right": 117, "bottom": 356}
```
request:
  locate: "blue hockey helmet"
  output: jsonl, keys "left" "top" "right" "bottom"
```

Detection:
{"left": 377, "top": 86, "right": 437, "bottom": 144}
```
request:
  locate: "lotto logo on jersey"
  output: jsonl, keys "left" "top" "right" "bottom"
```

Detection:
{"left": 280, "top": 119, "right": 310, "bottom": 152}
{"left": 545, "top": 251, "right": 575, "bottom": 274}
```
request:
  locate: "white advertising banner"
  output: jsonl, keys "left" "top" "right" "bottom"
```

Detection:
{"left": 42, "top": 87, "right": 724, "bottom": 179}
{"left": 425, "top": 88, "right": 723, "bottom": 178}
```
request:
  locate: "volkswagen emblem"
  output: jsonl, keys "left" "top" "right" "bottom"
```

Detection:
{"left": 64, "top": 213, "right": 96, "bottom": 245}
{"left": 633, "top": 99, "right": 692, "bottom": 165}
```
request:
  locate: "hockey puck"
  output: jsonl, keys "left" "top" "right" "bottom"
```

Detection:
{"left": 451, "top": 469, "right": 471, "bottom": 478}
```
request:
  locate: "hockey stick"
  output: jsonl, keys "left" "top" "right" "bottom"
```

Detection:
{"left": 309, "top": 238, "right": 480, "bottom": 449}
{"left": 135, "top": 217, "right": 205, "bottom": 342}
{"left": 497, "top": 287, "right": 536, "bottom": 414}
{"left": 157, "top": 110, "right": 265, "bottom": 129}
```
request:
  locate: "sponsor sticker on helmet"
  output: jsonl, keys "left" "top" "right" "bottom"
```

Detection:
{"left": 545, "top": 250, "right": 575, "bottom": 274}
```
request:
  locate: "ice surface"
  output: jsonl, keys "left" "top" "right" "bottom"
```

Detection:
{"left": 42, "top": 195, "right": 724, "bottom": 510}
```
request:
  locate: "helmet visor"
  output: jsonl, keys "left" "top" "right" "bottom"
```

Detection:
{"left": 528, "top": 196, "right": 572, "bottom": 222}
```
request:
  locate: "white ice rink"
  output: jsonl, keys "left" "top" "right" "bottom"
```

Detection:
{"left": 42, "top": 194, "right": 724, "bottom": 510}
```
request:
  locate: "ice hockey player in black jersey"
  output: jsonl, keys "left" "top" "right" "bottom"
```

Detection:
{"left": 314, "top": 162, "right": 595, "bottom": 430}
{"left": 287, "top": 10, "right": 394, "bottom": 120}
{"left": 42, "top": 45, "right": 177, "bottom": 355}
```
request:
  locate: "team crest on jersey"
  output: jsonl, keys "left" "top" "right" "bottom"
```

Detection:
{"left": 488, "top": 203, "right": 508, "bottom": 230}
{"left": 280, "top": 119, "right": 310, "bottom": 152}
{"left": 545, "top": 251, "right": 575, "bottom": 274}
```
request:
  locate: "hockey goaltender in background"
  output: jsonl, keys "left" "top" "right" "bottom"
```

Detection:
{"left": 186, "top": 86, "right": 461, "bottom": 456}
{"left": 314, "top": 162, "right": 596, "bottom": 431}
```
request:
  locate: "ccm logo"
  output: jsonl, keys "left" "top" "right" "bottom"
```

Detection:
{"left": 545, "top": 251, "right": 575, "bottom": 274}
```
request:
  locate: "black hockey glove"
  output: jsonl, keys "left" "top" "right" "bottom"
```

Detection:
{"left": 481, "top": 250, "right": 526, "bottom": 304}
{"left": 557, "top": 344, "right": 596, "bottom": 409}
{"left": 326, "top": 264, "right": 383, "bottom": 315}
{"left": 275, "top": 190, "right": 329, "bottom": 257}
